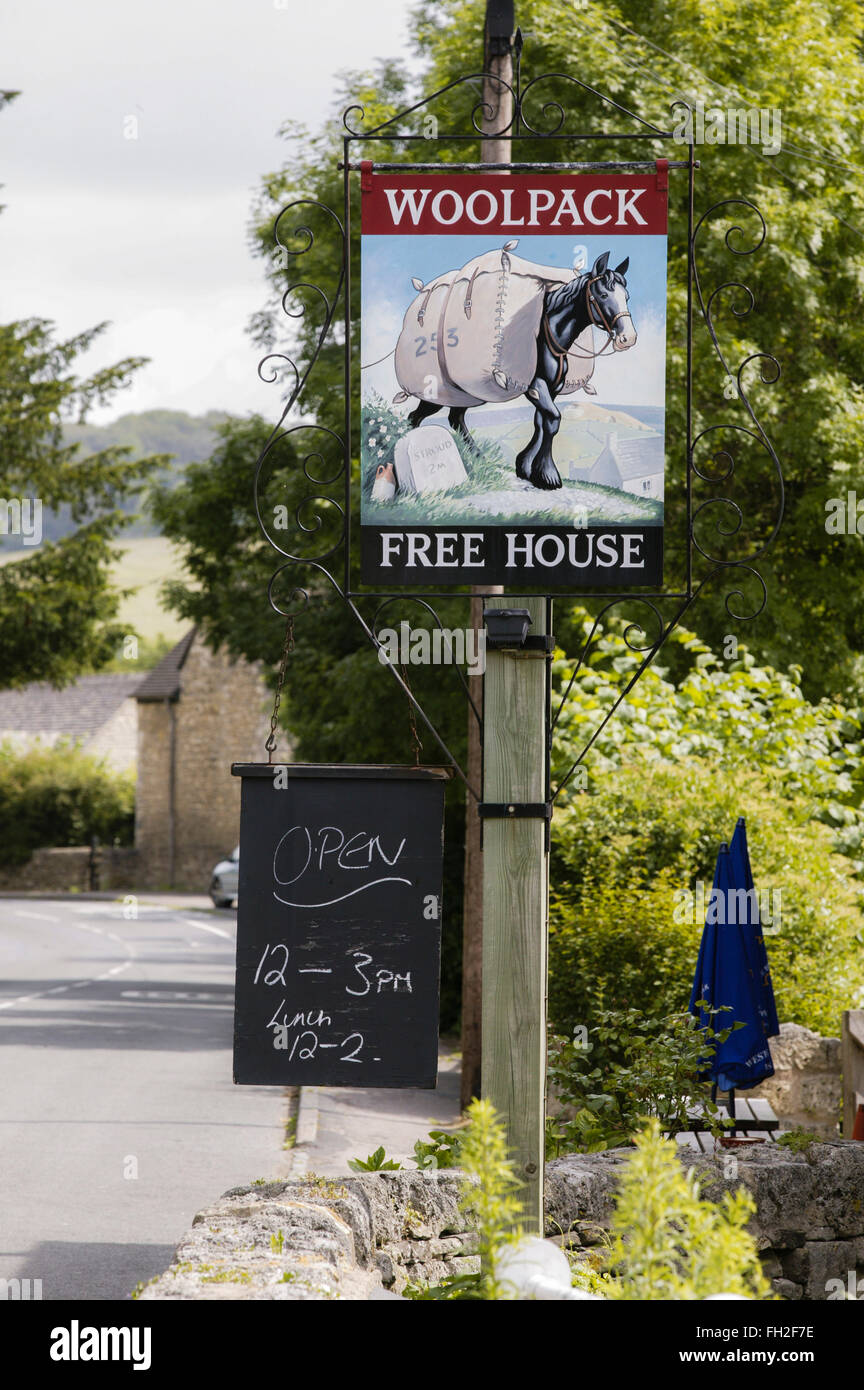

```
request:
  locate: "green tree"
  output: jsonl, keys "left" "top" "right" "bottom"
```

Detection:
{"left": 0, "top": 91, "right": 165, "bottom": 687}
{"left": 0, "top": 315, "right": 167, "bottom": 686}
{"left": 0, "top": 739, "right": 134, "bottom": 866}
{"left": 410, "top": 0, "right": 864, "bottom": 699}
{"left": 247, "top": 0, "right": 864, "bottom": 703}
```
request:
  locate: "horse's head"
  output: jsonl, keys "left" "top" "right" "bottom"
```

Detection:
{"left": 587, "top": 251, "right": 637, "bottom": 351}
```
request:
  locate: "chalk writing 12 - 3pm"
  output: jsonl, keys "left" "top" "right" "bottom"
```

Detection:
{"left": 272, "top": 823, "right": 411, "bottom": 908}
{"left": 254, "top": 944, "right": 414, "bottom": 998}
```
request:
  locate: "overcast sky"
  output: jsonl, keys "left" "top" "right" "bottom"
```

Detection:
{"left": 1, "top": 0, "right": 416, "bottom": 422}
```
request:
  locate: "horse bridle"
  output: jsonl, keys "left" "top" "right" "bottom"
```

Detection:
{"left": 542, "top": 273, "right": 632, "bottom": 382}
{"left": 585, "top": 272, "right": 631, "bottom": 336}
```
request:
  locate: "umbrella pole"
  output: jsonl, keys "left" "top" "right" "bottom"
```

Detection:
{"left": 728, "top": 1086, "right": 736, "bottom": 1137}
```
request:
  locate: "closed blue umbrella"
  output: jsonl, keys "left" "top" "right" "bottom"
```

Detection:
{"left": 689, "top": 837, "right": 776, "bottom": 1120}
{"left": 729, "top": 816, "right": 780, "bottom": 1040}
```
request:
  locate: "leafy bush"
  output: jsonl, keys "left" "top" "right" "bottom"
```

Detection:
{"left": 546, "top": 1009, "right": 734, "bottom": 1156}
{"left": 349, "top": 1127, "right": 464, "bottom": 1175}
{"left": 604, "top": 1120, "right": 773, "bottom": 1301}
{"left": 0, "top": 739, "right": 134, "bottom": 866}
{"left": 405, "top": 1099, "right": 523, "bottom": 1301}
{"left": 775, "top": 1127, "right": 824, "bottom": 1155}
{"left": 552, "top": 617, "right": 864, "bottom": 868}
{"left": 347, "top": 1146, "right": 401, "bottom": 1172}
{"left": 548, "top": 613, "right": 864, "bottom": 1042}
{"left": 412, "top": 1128, "right": 463, "bottom": 1170}
{"left": 549, "top": 758, "right": 864, "bottom": 1040}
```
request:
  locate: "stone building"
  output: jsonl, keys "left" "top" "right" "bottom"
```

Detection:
{"left": 134, "top": 629, "right": 270, "bottom": 890}
{"left": 569, "top": 430, "right": 665, "bottom": 498}
{"left": 0, "top": 672, "right": 140, "bottom": 771}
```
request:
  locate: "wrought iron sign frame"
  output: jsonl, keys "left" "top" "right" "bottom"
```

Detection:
{"left": 251, "top": 40, "right": 784, "bottom": 805}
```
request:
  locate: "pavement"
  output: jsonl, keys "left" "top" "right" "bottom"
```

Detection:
{"left": 287, "top": 1041, "right": 463, "bottom": 1177}
{"left": 0, "top": 892, "right": 463, "bottom": 1300}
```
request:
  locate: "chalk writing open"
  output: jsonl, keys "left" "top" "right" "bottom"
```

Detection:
{"left": 272, "top": 823, "right": 411, "bottom": 908}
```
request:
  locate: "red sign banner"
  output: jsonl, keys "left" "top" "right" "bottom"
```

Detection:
{"left": 361, "top": 171, "right": 669, "bottom": 237}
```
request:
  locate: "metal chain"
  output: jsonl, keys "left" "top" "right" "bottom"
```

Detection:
{"left": 398, "top": 661, "right": 423, "bottom": 766}
{"left": 266, "top": 616, "right": 295, "bottom": 763}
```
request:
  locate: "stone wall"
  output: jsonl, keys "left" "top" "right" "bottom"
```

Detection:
{"left": 135, "top": 637, "right": 271, "bottom": 890}
{"left": 84, "top": 696, "right": 139, "bottom": 772}
{"left": 135, "top": 702, "right": 173, "bottom": 888}
{"left": 545, "top": 1141, "right": 864, "bottom": 1301}
{"left": 0, "top": 846, "right": 138, "bottom": 894}
{"left": 748, "top": 1022, "right": 842, "bottom": 1137}
{"left": 139, "top": 1142, "right": 864, "bottom": 1301}
{"left": 172, "top": 640, "right": 270, "bottom": 889}
{"left": 138, "top": 1172, "right": 478, "bottom": 1301}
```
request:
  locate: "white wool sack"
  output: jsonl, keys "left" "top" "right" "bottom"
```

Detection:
{"left": 441, "top": 250, "right": 549, "bottom": 403}
{"left": 393, "top": 275, "right": 481, "bottom": 408}
{"left": 393, "top": 245, "right": 591, "bottom": 408}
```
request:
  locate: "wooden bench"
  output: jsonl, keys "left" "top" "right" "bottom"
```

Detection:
{"left": 842, "top": 1009, "right": 864, "bottom": 1137}
{"left": 672, "top": 1096, "right": 780, "bottom": 1154}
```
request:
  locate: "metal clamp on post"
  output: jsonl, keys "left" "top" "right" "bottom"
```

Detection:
{"left": 478, "top": 800, "right": 553, "bottom": 851}
{"left": 519, "top": 635, "right": 555, "bottom": 655}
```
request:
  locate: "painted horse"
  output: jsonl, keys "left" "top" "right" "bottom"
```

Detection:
{"left": 406, "top": 252, "right": 636, "bottom": 491}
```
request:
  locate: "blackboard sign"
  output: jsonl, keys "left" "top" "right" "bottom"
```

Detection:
{"left": 230, "top": 764, "right": 449, "bottom": 1089}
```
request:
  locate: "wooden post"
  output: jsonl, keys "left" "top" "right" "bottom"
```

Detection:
{"left": 460, "top": 594, "right": 488, "bottom": 1108}
{"left": 481, "top": 596, "right": 549, "bottom": 1230}
{"left": 460, "top": 6, "right": 513, "bottom": 1109}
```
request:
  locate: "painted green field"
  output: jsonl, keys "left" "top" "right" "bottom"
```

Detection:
{"left": 480, "top": 408, "right": 652, "bottom": 479}
{"left": 362, "top": 395, "right": 662, "bottom": 527}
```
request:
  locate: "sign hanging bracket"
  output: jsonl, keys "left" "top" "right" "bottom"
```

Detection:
{"left": 478, "top": 800, "right": 553, "bottom": 851}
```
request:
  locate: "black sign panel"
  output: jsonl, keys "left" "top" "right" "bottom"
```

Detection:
{"left": 361, "top": 523, "right": 662, "bottom": 587}
{"left": 230, "top": 764, "right": 448, "bottom": 1088}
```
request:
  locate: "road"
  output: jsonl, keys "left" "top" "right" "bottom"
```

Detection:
{"left": 0, "top": 896, "right": 289, "bottom": 1301}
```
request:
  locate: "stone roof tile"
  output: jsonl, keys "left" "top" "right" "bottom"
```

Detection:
{"left": 0, "top": 673, "right": 142, "bottom": 738}
{"left": 134, "top": 628, "right": 197, "bottom": 702}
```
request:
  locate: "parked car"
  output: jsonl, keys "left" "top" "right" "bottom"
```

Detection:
{"left": 210, "top": 846, "right": 239, "bottom": 908}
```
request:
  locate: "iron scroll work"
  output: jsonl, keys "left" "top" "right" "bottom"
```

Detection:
{"left": 251, "top": 55, "right": 783, "bottom": 805}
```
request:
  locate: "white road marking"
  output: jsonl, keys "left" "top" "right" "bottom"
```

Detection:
{"left": 120, "top": 989, "right": 227, "bottom": 1002}
{"left": 0, "top": 921, "right": 137, "bottom": 1012}
{"left": 182, "top": 918, "right": 233, "bottom": 942}
{"left": 11, "top": 910, "right": 60, "bottom": 923}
